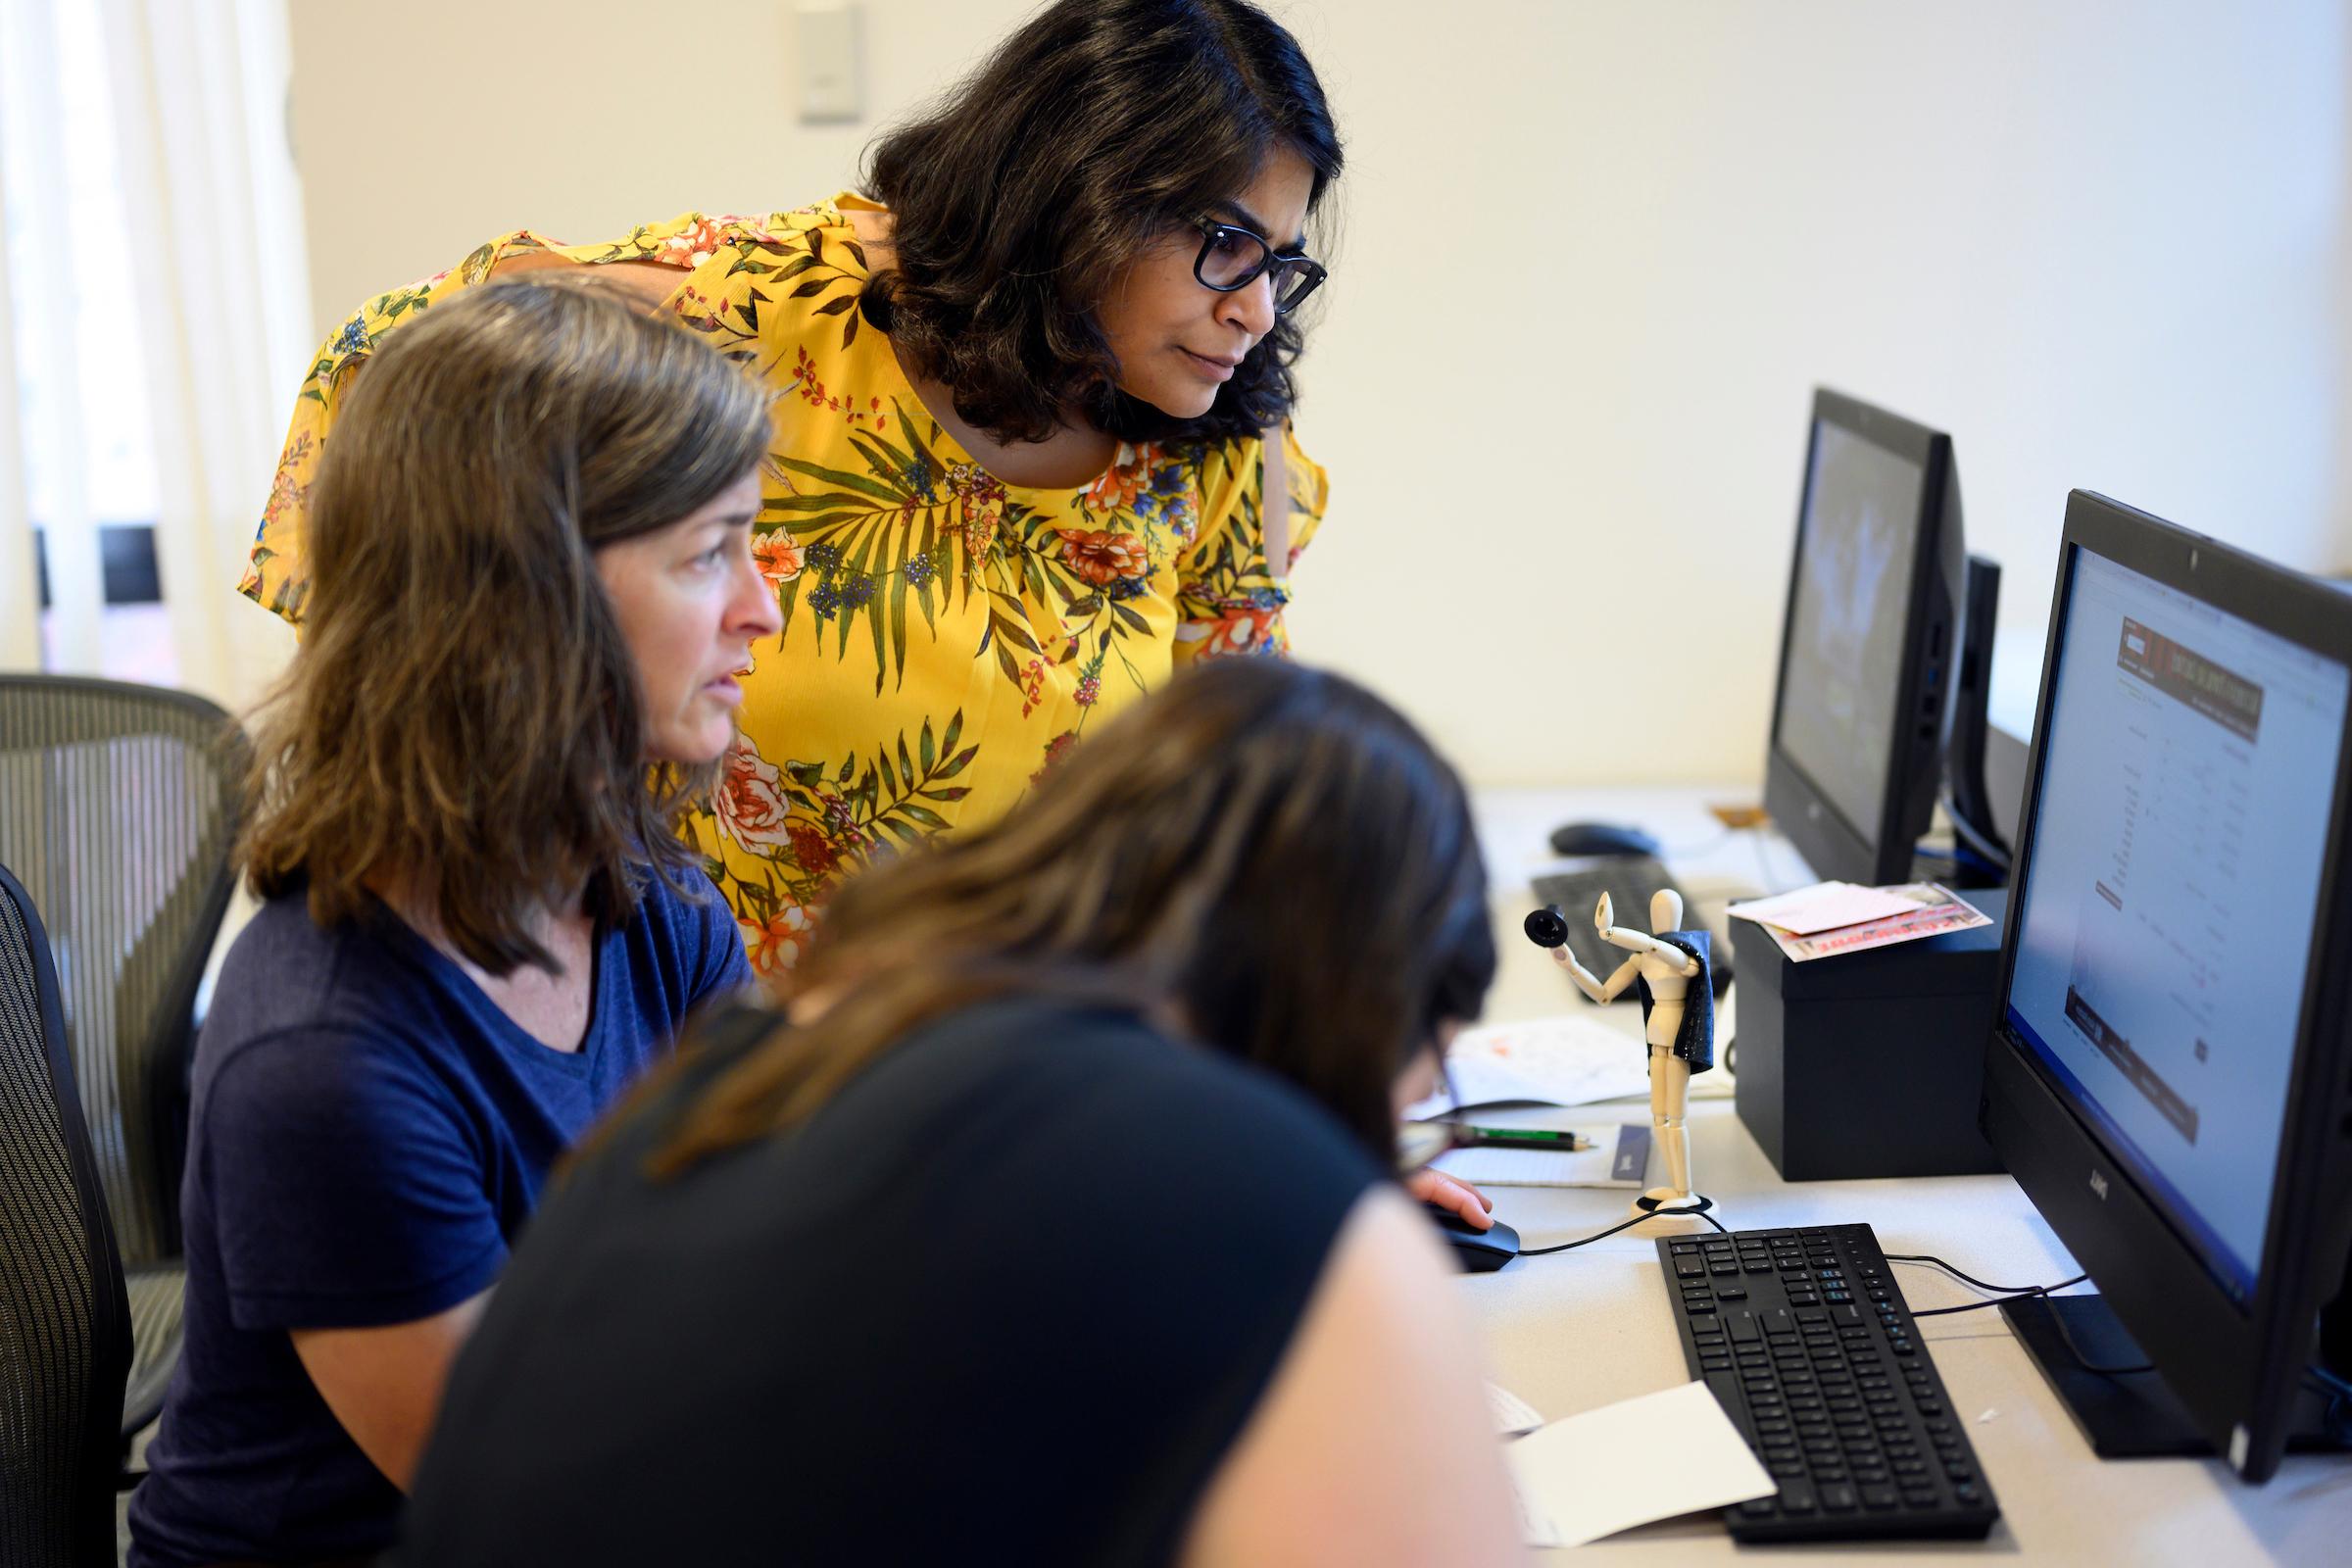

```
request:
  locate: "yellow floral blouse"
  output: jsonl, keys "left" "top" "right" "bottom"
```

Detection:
{"left": 242, "top": 197, "right": 1329, "bottom": 976}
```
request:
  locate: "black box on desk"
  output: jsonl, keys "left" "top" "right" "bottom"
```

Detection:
{"left": 1732, "top": 888, "right": 2007, "bottom": 1181}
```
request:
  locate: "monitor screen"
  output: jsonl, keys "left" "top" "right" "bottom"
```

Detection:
{"left": 1775, "top": 420, "right": 1927, "bottom": 843}
{"left": 2003, "top": 547, "right": 2352, "bottom": 1300}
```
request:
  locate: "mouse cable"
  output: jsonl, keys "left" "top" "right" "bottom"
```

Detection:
{"left": 1519, "top": 1205, "right": 1729, "bottom": 1257}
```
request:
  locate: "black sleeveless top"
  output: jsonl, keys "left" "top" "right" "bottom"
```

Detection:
{"left": 399, "top": 996, "right": 1387, "bottom": 1566}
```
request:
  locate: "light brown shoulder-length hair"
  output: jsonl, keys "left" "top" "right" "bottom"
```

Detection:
{"left": 638, "top": 659, "right": 1494, "bottom": 1176}
{"left": 239, "top": 278, "right": 773, "bottom": 976}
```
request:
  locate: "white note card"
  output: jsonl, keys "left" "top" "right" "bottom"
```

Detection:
{"left": 1506, "top": 1380, "right": 1776, "bottom": 1549}
{"left": 1725, "top": 881, "right": 1919, "bottom": 935}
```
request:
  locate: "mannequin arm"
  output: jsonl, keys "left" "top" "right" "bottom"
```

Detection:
{"left": 1600, "top": 928, "right": 1700, "bottom": 975}
{"left": 1553, "top": 948, "right": 1642, "bottom": 1003}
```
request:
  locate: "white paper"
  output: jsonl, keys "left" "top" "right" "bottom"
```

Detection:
{"left": 1401, "top": 1013, "right": 1654, "bottom": 1119}
{"left": 1486, "top": 1381, "right": 1544, "bottom": 1438}
{"left": 1725, "top": 880, "right": 1920, "bottom": 935}
{"left": 1506, "top": 1380, "right": 1777, "bottom": 1549}
{"left": 1763, "top": 882, "right": 1990, "bottom": 962}
{"left": 1431, "top": 1123, "right": 1651, "bottom": 1189}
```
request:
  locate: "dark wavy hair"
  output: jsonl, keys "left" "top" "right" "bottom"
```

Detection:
{"left": 628, "top": 659, "right": 1494, "bottom": 1178}
{"left": 859, "top": 0, "right": 1342, "bottom": 447}
{"left": 237, "top": 279, "right": 773, "bottom": 976}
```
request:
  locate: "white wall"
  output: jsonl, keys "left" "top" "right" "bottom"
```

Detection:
{"left": 289, "top": 0, "right": 2352, "bottom": 786}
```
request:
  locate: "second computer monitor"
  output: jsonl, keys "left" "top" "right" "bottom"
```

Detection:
{"left": 1764, "top": 389, "right": 1965, "bottom": 885}
{"left": 1981, "top": 490, "right": 2352, "bottom": 1481}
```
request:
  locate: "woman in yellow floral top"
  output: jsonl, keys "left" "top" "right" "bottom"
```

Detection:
{"left": 243, "top": 0, "right": 1338, "bottom": 977}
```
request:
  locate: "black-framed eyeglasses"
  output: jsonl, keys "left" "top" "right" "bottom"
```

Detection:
{"left": 1191, "top": 219, "right": 1328, "bottom": 315}
{"left": 1396, "top": 1057, "right": 1470, "bottom": 1175}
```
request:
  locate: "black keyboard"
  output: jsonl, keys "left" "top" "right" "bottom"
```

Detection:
{"left": 1659, "top": 1222, "right": 1999, "bottom": 1542}
{"left": 1529, "top": 859, "right": 1733, "bottom": 1001}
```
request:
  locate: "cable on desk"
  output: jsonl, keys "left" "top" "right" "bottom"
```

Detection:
{"left": 1519, "top": 1205, "right": 1729, "bottom": 1256}
{"left": 1908, "top": 1281, "right": 2080, "bottom": 1317}
{"left": 2307, "top": 1363, "right": 2352, "bottom": 1400}
{"left": 1747, "top": 827, "right": 1788, "bottom": 892}
{"left": 2305, "top": 1366, "right": 2352, "bottom": 1445}
{"left": 1660, "top": 827, "right": 1734, "bottom": 861}
{"left": 1912, "top": 840, "right": 2007, "bottom": 878}
{"left": 1908, "top": 1273, "right": 2087, "bottom": 1317}
{"left": 1900, "top": 1261, "right": 2159, "bottom": 1376}
{"left": 1886, "top": 1252, "right": 2060, "bottom": 1296}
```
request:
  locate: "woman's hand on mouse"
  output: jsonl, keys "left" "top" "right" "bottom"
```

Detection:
{"left": 1404, "top": 1168, "right": 1493, "bottom": 1230}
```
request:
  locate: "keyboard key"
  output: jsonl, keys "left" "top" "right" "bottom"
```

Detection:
{"left": 1862, "top": 1484, "right": 1899, "bottom": 1510}
{"left": 1822, "top": 1483, "right": 1859, "bottom": 1512}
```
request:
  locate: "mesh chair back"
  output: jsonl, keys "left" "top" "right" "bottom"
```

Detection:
{"left": 0, "top": 676, "right": 245, "bottom": 1266}
{"left": 0, "top": 860, "right": 132, "bottom": 1568}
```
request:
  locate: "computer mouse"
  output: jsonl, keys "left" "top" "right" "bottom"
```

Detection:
{"left": 1428, "top": 1207, "right": 1521, "bottom": 1272}
{"left": 1548, "top": 820, "right": 1661, "bottom": 858}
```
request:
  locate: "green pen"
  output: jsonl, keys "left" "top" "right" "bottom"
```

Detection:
{"left": 1466, "top": 1126, "right": 1589, "bottom": 1152}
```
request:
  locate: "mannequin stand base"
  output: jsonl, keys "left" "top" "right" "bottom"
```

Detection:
{"left": 1626, "top": 1190, "right": 1715, "bottom": 1235}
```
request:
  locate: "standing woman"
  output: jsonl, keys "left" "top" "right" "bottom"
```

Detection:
{"left": 129, "top": 280, "right": 780, "bottom": 1567}
{"left": 240, "top": 0, "right": 1341, "bottom": 978}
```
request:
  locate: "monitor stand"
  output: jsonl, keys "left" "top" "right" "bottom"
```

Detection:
{"left": 2001, "top": 1294, "right": 2345, "bottom": 1458}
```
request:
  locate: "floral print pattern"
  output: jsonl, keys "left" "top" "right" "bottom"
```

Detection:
{"left": 240, "top": 198, "right": 1329, "bottom": 968}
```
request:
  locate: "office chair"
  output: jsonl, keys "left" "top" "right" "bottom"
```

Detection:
{"left": 0, "top": 860, "right": 134, "bottom": 1567}
{"left": 0, "top": 676, "right": 246, "bottom": 1450}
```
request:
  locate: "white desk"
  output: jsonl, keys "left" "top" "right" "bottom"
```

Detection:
{"left": 1466, "top": 788, "right": 2352, "bottom": 1564}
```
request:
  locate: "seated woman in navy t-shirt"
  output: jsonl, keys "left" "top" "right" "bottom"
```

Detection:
{"left": 401, "top": 659, "right": 1530, "bottom": 1566}
{"left": 128, "top": 279, "right": 781, "bottom": 1568}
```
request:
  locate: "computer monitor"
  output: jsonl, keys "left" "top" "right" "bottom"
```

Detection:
{"left": 1763, "top": 389, "right": 1967, "bottom": 885}
{"left": 1981, "top": 490, "right": 2352, "bottom": 1481}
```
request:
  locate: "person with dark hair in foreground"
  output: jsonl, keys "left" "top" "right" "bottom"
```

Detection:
{"left": 128, "top": 280, "right": 780, "bottom": 1568}
{"left": 399, "top": 660, "right": 1528, "bottom": 1566}
{"left": 240, "top": 0, "right": 1344, "bottom": 978}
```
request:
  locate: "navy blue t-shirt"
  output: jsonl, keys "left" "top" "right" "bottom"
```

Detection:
{"left": 128, "top": 872, "right": 749, "bottom": 1568}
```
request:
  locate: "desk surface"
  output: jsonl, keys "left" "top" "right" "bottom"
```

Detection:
{"left": 1466, "top": 787, "right": 2351, "bottom": 1563}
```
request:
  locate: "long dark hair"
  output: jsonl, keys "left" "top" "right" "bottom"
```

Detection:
{"left": 640, "top": 660, "right": 1493, "bottom": 1175}
{"left": 238, "top": 279, "right": 774, "bottom": 976}
{"left": 859, "top": 0, "right": 1342, "bottom": 447}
